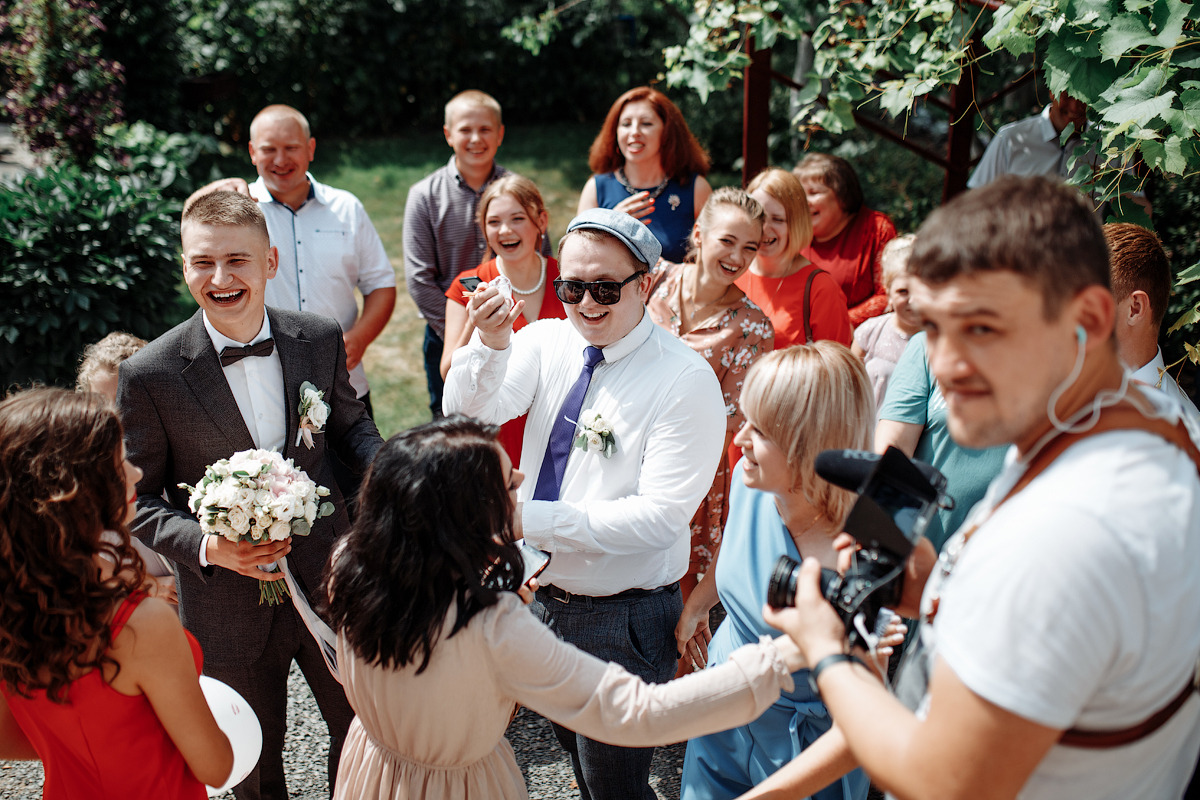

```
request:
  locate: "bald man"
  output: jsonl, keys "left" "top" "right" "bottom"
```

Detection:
{"left": 187, "top": 105, "right": 396, "bottom": 413}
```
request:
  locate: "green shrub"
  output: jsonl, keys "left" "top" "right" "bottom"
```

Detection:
{"left": 0, "top": 163, "right": 186, "bottom": 389}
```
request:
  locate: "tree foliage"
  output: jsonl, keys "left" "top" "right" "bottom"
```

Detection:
{"left": 0, "top": 0, "right": 125, "bottom": 166}
{"left": 509, "top": 0, "right": 1200, "bottom": 203}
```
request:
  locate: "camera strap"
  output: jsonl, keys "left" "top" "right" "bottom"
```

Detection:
{"left": 969, "top": 390, "right": 1200, "bottom": 749}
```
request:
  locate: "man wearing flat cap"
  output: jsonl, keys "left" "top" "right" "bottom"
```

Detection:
{"left": 444, "top": 208, "right": 726, "bottom": 799}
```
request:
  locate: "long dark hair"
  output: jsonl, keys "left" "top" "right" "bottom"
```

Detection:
{"left": 0, "top": 387, "right": 146, "bottom": 701}
{"left": 322, "top": 416, "right": 523, "bottom": 674}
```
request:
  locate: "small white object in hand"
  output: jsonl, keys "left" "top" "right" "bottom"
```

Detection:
{"left": 487, "top": 275, "right": 515, "bottom": 312}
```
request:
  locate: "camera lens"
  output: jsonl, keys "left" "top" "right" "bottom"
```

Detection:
{"left": 767, "top": 555, "right": 801, "bottom": 609}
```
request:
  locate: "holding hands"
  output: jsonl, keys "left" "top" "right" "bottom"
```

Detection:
{"left": 205, "top": 535, "right": 292, "bottom": 581}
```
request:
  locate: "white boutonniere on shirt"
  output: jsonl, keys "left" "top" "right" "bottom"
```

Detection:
{"left": 296, "top": 381, "right": 330, "bottom": 449}
{"left": 573, "top": 409, "right": 617, "bottom": 458}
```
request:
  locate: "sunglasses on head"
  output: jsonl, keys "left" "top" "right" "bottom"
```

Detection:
{"left": 553, "top": 271, "right": 645, "bottom": 305}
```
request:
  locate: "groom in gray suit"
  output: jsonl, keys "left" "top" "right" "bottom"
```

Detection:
{"left": 117, "top": 191, "right": 383, "bottom": 800}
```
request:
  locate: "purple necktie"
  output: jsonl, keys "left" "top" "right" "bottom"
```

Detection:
{"left": 533, "top": 345, "right": 604, "bottom": 501}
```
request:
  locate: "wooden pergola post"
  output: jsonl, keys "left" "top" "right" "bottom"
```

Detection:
{"left": 742, "top": 34, "right": 771, "bottom": 187}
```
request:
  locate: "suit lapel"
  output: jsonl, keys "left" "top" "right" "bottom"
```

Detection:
{"left": 271, "top": 310, "right": 316, "bottom": 466}
{"left": 179, "top": 312, "right": 256, "bottom": 455}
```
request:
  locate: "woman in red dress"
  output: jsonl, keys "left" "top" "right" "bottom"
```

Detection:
{"left": 794, "top": 153, "right": 898, "bottom": 327}
{"left": 441, "top": 175, "right": 567, "bottom": 463}
{"left": 0, "top": 388, "right": 232, "bottom": 799}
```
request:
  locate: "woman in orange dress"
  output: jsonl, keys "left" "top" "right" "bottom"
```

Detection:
{"left": 0, "top": 388, "right": 232, "bottom": 799}
{"left": 648, "top": 187, "right": 774, "bottom": 607}
{"left": 441, "top": 175, "right": 566, "bottom": 463}
{"left": 737, "top": 167, "right": 853, "bottom": 349}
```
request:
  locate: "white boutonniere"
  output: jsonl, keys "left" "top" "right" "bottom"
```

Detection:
{"left": 296, "top": 381, "right": 330, "bottom": 449}
{"left": 573, "top": 409, "right": 617, "bottom": 458}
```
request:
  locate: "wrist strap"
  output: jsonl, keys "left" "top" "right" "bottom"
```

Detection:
{"left": 809, "top": 653, "right": 867, "bottom": 695}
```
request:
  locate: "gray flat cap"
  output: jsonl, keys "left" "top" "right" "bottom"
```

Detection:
{"left": 566, "top": 207, "right": 662, "bottom": 268}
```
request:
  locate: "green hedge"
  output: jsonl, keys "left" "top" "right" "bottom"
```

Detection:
{"left": 0, "top": 164, "right": 186, "bottom": 389}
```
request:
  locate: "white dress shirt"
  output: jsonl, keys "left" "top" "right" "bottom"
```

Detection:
{"left": 199, "top": 311, "right": 287, "bottom": 565}
{"left": 1130, "top": 347, "right": 1200, "bottom": 423}
{"left": 968, "top": 106, "right": 1092, "bottom": 188}
{"left": 251, "top": 174, "right": 394, "bottom": 398}
{"left": 443, "top": 312, "right": 726, "bottom": 595}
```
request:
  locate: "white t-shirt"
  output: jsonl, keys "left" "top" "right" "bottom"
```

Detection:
{"left": 912, "top": 393, "right": 1200, "bottom": 799}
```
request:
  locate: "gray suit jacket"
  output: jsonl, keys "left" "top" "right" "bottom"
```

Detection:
{"left": 117, "top": 307, "right": 383, "bottom": 666}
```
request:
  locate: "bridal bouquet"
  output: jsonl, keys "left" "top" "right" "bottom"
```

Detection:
{"left": 180, "top": 449, "right": 335, "bottom": 605}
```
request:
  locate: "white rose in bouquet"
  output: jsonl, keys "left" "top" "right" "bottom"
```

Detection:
{"left": 227, "top": 506, "right": 251, "bottom": 535}
{"left": 268, "top": 519, "right": 292, "bottom": 541}
{"left": 271, "top": 493, "right": 298, "bottom": 520}
{"left": 585, "top": 431, "right": 603, "bottom": 451}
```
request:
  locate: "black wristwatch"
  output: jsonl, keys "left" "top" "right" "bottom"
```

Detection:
{"left": 808, "top": 653, "right": 867, "bottom": 696}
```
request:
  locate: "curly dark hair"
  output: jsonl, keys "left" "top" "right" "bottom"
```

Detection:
{"left": 322, "top": 416, "right": 522, "bottom": 674}
{"left": 0, "top": 387, "right": 147, "bottom": 701}
{"left": 588, "top": 86, "right": 710, "bottom": 182}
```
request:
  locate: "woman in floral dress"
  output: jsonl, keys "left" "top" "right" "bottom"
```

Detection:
{"left": 648, "top": 187, "right": 774, "bottom": 611}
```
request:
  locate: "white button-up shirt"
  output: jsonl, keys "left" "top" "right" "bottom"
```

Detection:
{"left": 1131, "top": 347, "right": 1200, "bottom": 423}
{"left": 968, "top": 106, "right": 1093, "bottom": 189}
{"left": 199, "top": 311, "right": 287, "bottom": 566}
{"left": 443, "top": 312, "right": 726, "bottom": 595}
{"left": 252, "top": 174, "right": 394, "bottom": 398}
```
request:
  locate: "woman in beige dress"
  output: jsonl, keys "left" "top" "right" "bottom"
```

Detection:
{"left": 322, "top": 416, "right": 808, "bottom": 800}
{"left": 648, "top": 187, "right": 774, "bottom": 607}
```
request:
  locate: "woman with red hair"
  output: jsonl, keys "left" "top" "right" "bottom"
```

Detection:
{"left": 578, "top": 86, "right": 712, "bottom": 263}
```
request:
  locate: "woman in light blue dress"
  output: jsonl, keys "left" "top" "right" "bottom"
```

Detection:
{"left": 677, "top": 342, "right": 875, "bottom": 800}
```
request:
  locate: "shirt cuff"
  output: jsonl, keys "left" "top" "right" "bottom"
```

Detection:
{"left": 199, "top": 534, "right": 212, "bottom": 568}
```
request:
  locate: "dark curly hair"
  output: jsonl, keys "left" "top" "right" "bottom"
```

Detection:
{"left": 0, "top": 387, "right": 147, "bottom": 701}
{"left": 588, "top": 86, "right": 710, "bottom": 182}
{"left": 322, "top": 416, "right": 523, "bottom": 674}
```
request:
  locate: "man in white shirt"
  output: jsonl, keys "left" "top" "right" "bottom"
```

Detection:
{"left": 1106, "top": 221, "right": 1200, "bottom": 421}
{"left": 764, "top": 176, "right": 1200, "bottom": 800}
{"left": 188, "top": 105, "right": 396, "bottom": 410}
{"left": 118, "top": 191, "right": 383, "bottom": 800}
{"left": 443, "top": 208, "right": 725, "bottom": 800}
{"left": 968, "top": 92, "right": 1090, "bottom": 188}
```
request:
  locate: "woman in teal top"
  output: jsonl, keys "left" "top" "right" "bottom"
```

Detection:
{"left": 677, "top": 342, "right": 875, "bottom": 800}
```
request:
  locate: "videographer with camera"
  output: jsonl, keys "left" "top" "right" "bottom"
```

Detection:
{"left": 762, "top": 176, "right": 1200, "bottom": 799}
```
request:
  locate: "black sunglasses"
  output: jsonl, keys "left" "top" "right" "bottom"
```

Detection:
{"left": 553, "top": 272, "right": 645, "bottom": 305}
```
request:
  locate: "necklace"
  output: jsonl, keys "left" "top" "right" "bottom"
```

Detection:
{"left": 615, "top": 167, "right": 671, "bottom": 200}
{"left": 501, "top": 254, "right": 546, "bottom": 295}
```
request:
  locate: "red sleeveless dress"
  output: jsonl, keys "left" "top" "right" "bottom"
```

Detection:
{"left": 2, "top": 591, "right": 208, "bottom": 799}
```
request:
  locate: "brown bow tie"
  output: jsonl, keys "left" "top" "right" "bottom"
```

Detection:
{"left": 219, "top": 338, "right": 275, "bottom": 366}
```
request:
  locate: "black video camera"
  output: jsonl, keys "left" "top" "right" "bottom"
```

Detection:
{"left": 767, "top": 446, "right": 950, "bottom": 649}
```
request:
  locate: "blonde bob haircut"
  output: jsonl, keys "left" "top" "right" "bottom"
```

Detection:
{"left": 740, "top": 341, "right": 874, "bottom": 523}
{"left": 746, "top": 167, "right": 814, "bottom": 258}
